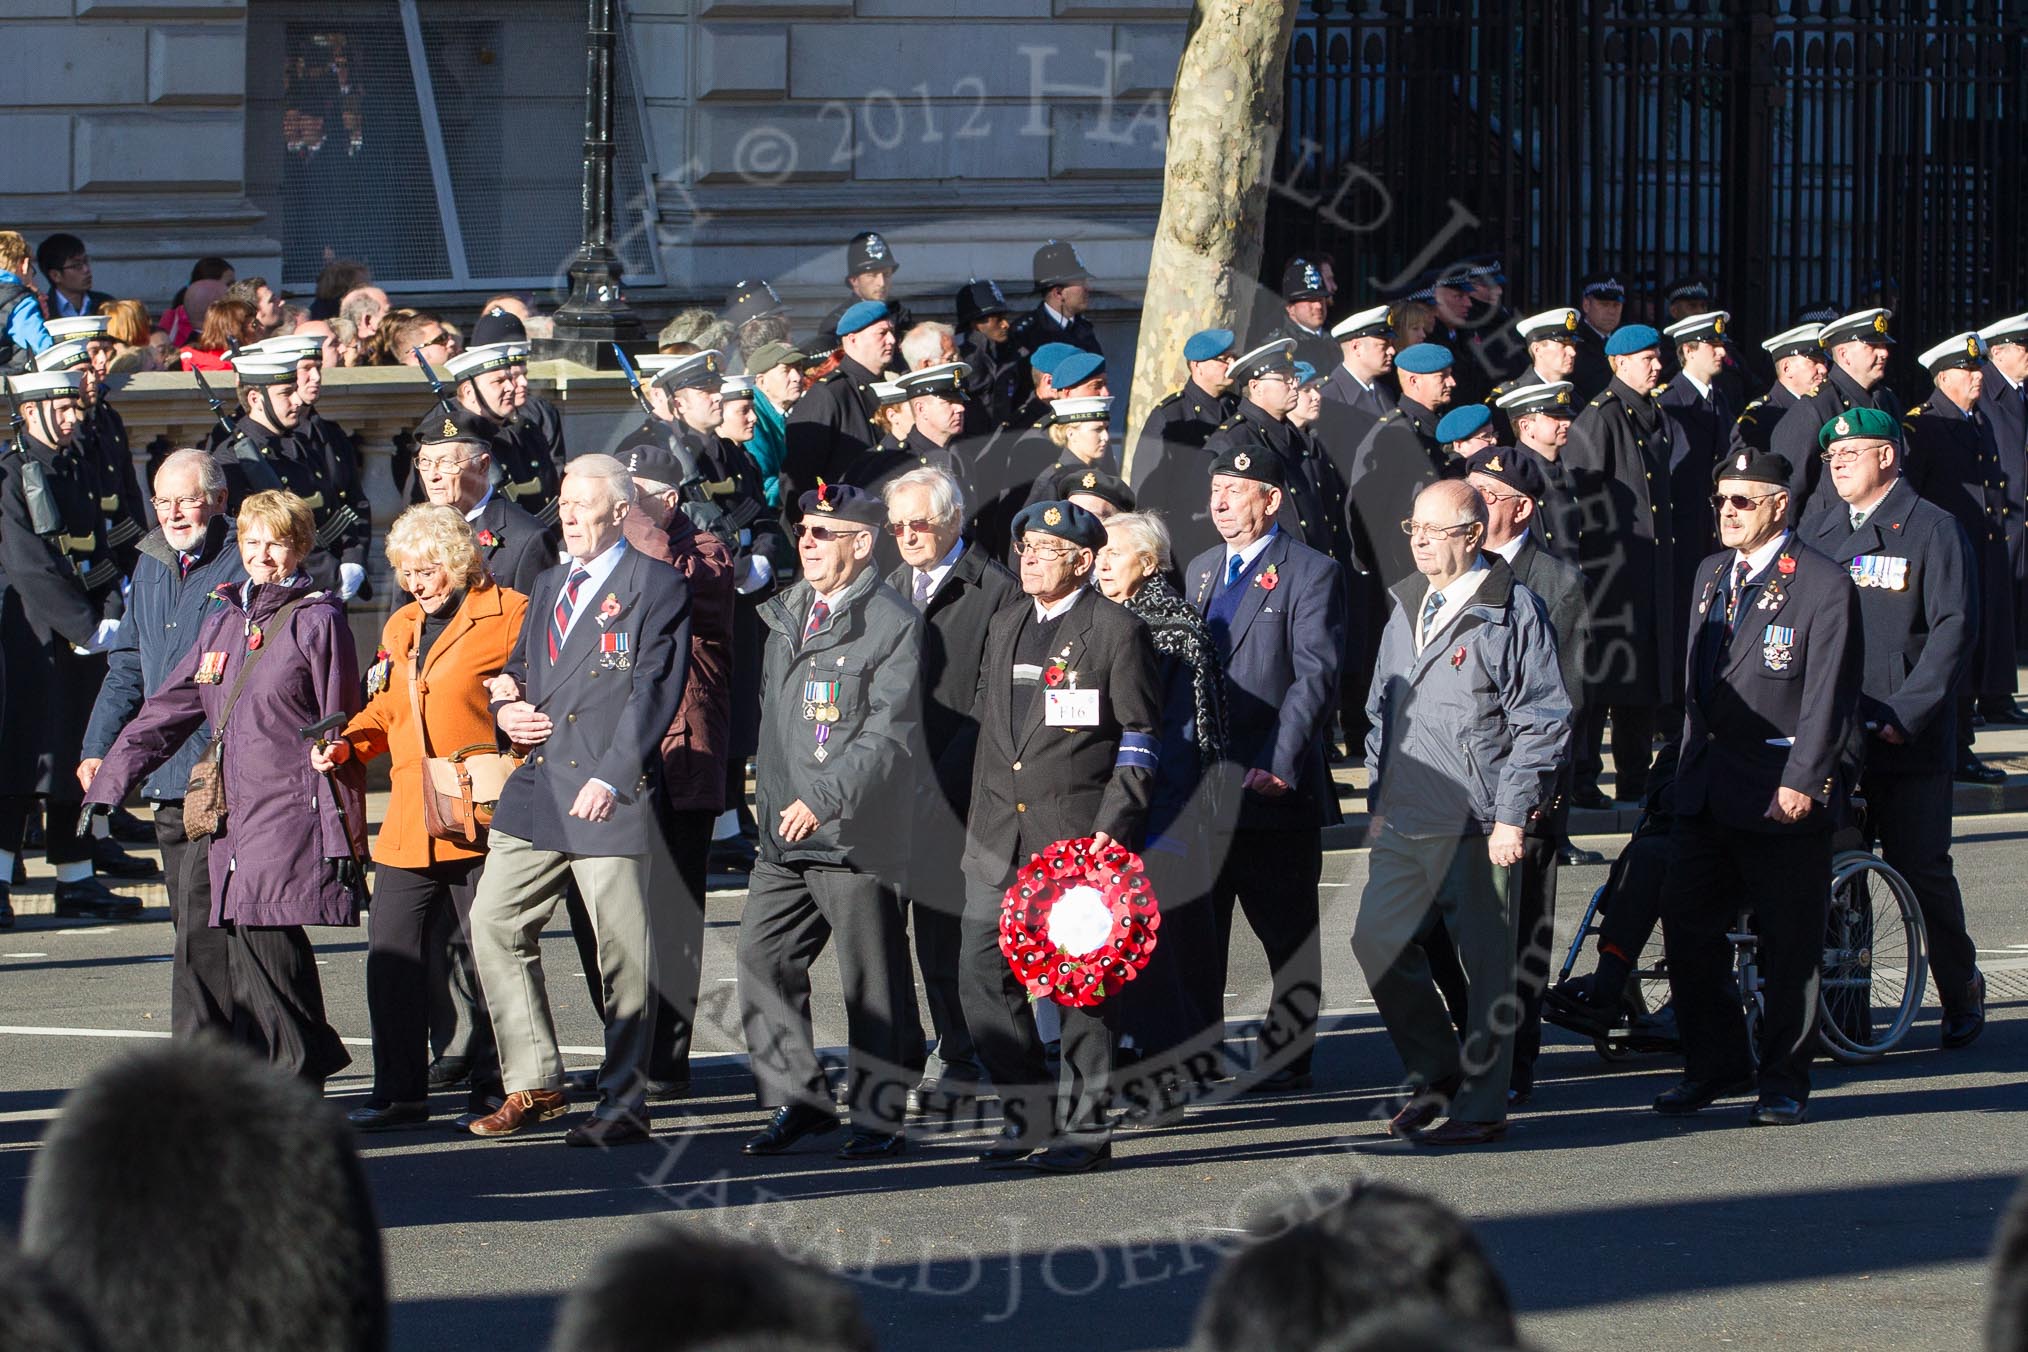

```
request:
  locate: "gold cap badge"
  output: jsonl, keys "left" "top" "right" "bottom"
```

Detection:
{"left": 1713, "top": 316, "right": 1727, "bottom": 335}
{"left": 1081, "top": 472, "right": 1096, "bottom": 488}
{"left": 1563, "top": 311, "right": 1578, "bottom": 331}
{"left": 441, "top": 418, "right": 458, "bottom": 437}
{"left": 1968, "top": 335, "right": 1982, "bottom": 358}
{"left": 1043, "top": 506, "right": 1063, "bottom": 526}
{"left": 1873, "top": 313, "right": 1890, "bottom": 335}
{"left": 1486, "top": 454, "right": 1503, "bottom": 472}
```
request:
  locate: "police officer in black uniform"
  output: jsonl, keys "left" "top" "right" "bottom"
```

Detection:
{"left": 1654, "top": 449, "right": 1860, "bottom": 1127}
{"left": 1263, "top": 258, "right": 1338, "bottom": 376}
{"left": 0, "top": 371, "right": 136, "bottom": 921}
{"left": 1903, "top": 332, "right": 2019, "bottom": 777}
{"left": 1731, "top": 323, "right": 1827, "bottom": 459}
{"left": 815, "top": 231, "right": 914, "bottom": 352}
{"left": 1804, "top": 406, "right": 1987, "bottom": 1048}
{"left": 1769, "top": 307, "right": 1900, "bottom": 522}
{"left": 1131, "top": 327, "right": 1236, "bottom": 498}
{"left": 1494, "top": 381, "right": 1583, "bottom": 564}
{"left": 1011, "top": 240, "right": 1102, "bottom": 359}
{"left": 955, "top": 279, "right": 1024, "bottom": 431}
{"left": 213, "top": 352, "right": 371, "bottom": 600}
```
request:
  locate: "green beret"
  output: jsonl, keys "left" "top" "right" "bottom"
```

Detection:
{"left": 1818, "top": 407, "right": 1902, "bottom": 449}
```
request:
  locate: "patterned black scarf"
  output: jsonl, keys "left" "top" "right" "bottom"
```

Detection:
{"left": 1123, "top": 572, "right": 1230, "bottom": 768}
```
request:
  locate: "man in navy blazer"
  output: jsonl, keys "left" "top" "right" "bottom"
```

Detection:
{"left": 1186, "top": 444, "right": 1345, "bottom": 1091}
{"left": 468, "top": 454, "right": 692, "bottom": 1146}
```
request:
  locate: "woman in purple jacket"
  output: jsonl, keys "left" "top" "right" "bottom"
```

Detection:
{"left": 85, "top": 490, "right": 365, "bottom": 1086}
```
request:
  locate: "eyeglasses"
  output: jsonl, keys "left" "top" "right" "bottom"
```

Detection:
{"left": 1399, "top": 520, "right": 1481, "bottom": 540}
{"left": 416, "top": 331, "right": 450, "bottom": 349}
{"left": 886, "top": 516, "right": 951, "bottom": 537}
{"left": 1012, "top": 539, "right": 1080, "bottom": 561}
{"left": 150, "top": 495, "right": 208, "bottom": 514}
{"left": 1819, "top": 444, "right": 1887, "bottom": 465}
{"left": 796, "top": 522, "right": 867, "bottom": 542}
{"left": 1711, "top": 491, "right": 1783, "bottom": 512}
{"left": 1474, "top": 488, "right": 1529, "bottom": 506}
{"left": 52, "top": 256, "right": 89, "bottom": 274}
{"left": 414, "top": 454, "right": 475, "bottom": 473}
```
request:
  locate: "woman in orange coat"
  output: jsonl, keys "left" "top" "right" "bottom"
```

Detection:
{"left": 309, "top": 504, "right": 529, "bottom": 1130}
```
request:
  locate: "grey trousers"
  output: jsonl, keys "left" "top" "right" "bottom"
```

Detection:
{"left": 1352, "top": 826, "right": 1518, "bottom": 1123}
{"left": 469, "top": 829, "right": 653, "bottom": 1120}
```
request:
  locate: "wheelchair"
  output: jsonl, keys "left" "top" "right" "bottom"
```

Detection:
{"left": 1555, "top": 835, "right": 1930, "bottom": 1066}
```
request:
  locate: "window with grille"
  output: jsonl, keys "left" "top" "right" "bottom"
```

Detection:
{"left": 246, "top": 0, "right": 662, "bottom": 294}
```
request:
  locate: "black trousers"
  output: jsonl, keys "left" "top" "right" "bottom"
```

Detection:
{"left": 1574, "top": 702, "right": 1661, "bottom": 801}
{"left": 1864, "top": 769, "right": 1980, "bottom": 1005}
{"left": 226, "top": 921, "right": 350, "bottom": 1086}
{"left": 903, "top": 856, "right": 980, "bottom": 1084}
{"left": 1660, "top": 812, "right": 1831, "bottom": 1103}
{"left": 155, "top": 802, "right": 233, "bottom": 1039}
{"left": 1508, "top": 831, "right": 1561, "bottom": 1092}
{"left": 1120, "top": 840, "right": 1220, "bottom": 1064}
{"left": 1208, "top": 827, "right": 1324, "bottom": 1076}
{"left": 0, "top": 795, "right": 92, "bottom": 866}
{"left": 567, "top": 804, "right": 711, "bottom": 1081}
{"left": 738, "top": 859, "right": 915, "bottom": 1132}
{"left": 959, "top": 875, "right": 1115, "bottom": 1148}
{"left": 367, "top": 857, "right": 500, "bottom": 1106}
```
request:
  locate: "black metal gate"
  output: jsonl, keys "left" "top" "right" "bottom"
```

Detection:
{"left": 1268, "top": 0, "right": 2028, "bottom": 342}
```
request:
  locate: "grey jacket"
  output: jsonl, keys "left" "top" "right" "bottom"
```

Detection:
{"left": 1364, "top": 556, "right": 1572, "bottom": 837}
{"left": 756, "top": 566, "right": 921, "bottom": 873}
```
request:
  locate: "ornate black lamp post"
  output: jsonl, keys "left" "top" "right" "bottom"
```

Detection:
{"left": 543, "top": 0, "right": 643, "bottom": 367}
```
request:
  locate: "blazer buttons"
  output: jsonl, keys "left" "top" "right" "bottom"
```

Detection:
{"left": 569, "top": 759, "right": 578, "bottom": 768}
{"left": 1011, "top": 761, "right": 1021, "bottom": 771}
{"left": 1016, "top": 803, "right": 1027, "bottom": 813}
{"left": 566, "top": 713, "right": 576, "bottom": 722}
{"left": 535, "top": 754, "right": 545, "bottom": 764}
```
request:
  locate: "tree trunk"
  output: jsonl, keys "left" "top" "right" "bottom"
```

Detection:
{"left": 1123, "top": 0, "right": 1300, "bottom": 482}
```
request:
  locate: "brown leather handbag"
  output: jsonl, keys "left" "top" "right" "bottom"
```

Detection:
{"left": 184, "top": 596, "right": 308, "bottom": 839}
{"left": 407, "top": 647, "right": 518, "bottom": 845}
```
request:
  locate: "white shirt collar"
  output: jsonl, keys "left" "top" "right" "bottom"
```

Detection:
{"left": 1681, "top": 371, "right": 1713, "bottom": 400}
{"left": 1732, "top": 529, "right": 1791, "bottom": 579}
{"left": 1044, "top": 302, "right": 1070, "bottom": 330}
{"left": 1223, "top": 525, "right": 1279, "bottom": 573}
{"left": 1337, "top": 365, "right": 1377, "bottom": 393}
{"left": 1488, "top": 529, "right": 1529, "bottom": 562}
{"left": 915, "top": 536, "right": 966, "bottom": 597}
{"left": 1033, "top": 588, "right": 1082, "bottom": 622}
{"left": 1416, "top": 555, "right": 1492, "bottom": 652}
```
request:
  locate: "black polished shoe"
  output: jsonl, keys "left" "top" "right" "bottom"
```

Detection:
{"left": 837, "top": 1129, "right": 905, "bottom": 1160}
{"left": 1544, "top": 980, "right": 1619, "bottom": 1039}
{"left": 741, "top": 1103, "right": 840, "bottom": 1156}
{"left": 1244, "top": 1066, "right": 1314, "bottom": 1095}
{"left": 979, "top": 1123, "right": 1040, "bottom": 1168}
{"left": 346, "top": 1100, "right": 429, "bottom": 1131}
{"left": 645, "top": 1077, "right": 693, "bottom": 1102}
{"left": 1979, "top": 699, "right": 2028, "bottom": 725}
{"left": 1027, "top": 1141, "right": 1111, "bottom": 1174}
{"left": 1747, "top": 1095, "right": 1807, "bottom": 1126}
{"left": 1653, "top": 1075, "right": 1756, "bottom": 1116}
{"left": 1558, "top": 842, "right": 1606, "bottom": 866}
{"left": 107, "top": 806, "right": 154, "bottom": 844}
{"left": 565, "top": 1115, "right": 652, "bottom": 1147}
{"left": 1570, "top": 785, "right": 1613, "bottom": 811}
{"left": 91, "top": 838, "right": 160, "bottom": 880}
{"left": 563, "top": 1067, "right": 601, "bottom": 1097}
{"left": 0, "top": 881, "right": 13, "bottom": 930}
{"left": 1955, "top": 757, "right": 2006, "bottom": 785}
{"left": 1942, "top": 972, "right": 1988, "bottom": 1050}
{"left": 52, "top": 877, "right": 142, "bottom": 920}
{"left": 426, "top": 1056, "right": 472, "bottom": 1089}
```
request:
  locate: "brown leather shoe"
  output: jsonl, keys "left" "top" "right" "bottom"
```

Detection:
{"left": 467, "top": 1089, "right": 570, "bottom": 1138}
{"left": 1418, "top": 1118, "right": 1508, "bottom": 1147}
{"left": 1385, "top": 1076, "right": 1460, "bottom": 1138}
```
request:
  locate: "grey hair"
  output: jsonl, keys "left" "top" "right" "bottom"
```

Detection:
{"left": 1104, "top": 510, "right": 1171, "bottom": 572}
{"left": 563, "top": 453, "right": 638, "bottom": 509}
{"left": 156, "top": 447, "right": 226, "bottom": 499}
{"left": 899, "top": 321, "right": 954, "bottom": 369}
{"left": 883, "top": 465, "right": 964, "bottom": 520}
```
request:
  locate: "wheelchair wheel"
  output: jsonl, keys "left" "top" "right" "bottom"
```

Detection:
{"left": 1817, "top": 850, "right": 1929, "bottom": 1064}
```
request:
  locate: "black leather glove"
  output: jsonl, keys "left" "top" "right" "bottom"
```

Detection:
{"left": 75, "top": 804, "right": 109, "bottom": 840}
{"left": 327, "top": 856, "right": 364, "bottom": 898}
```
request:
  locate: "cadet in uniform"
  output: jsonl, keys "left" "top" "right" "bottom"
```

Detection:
{"left": 737, "top": 482, "right": 921, "bottom": 1162}
{"left": 960, "top": 500, "right": 1159, "bottom": 1174}
{"left": 1194, "top": 341, "right": 1330, "bottom": 562}
{"left": 1434, "top": 404, "right": 1498, "bottom": 461}
{"left": 1660, "top": 311, "right": 1737, "bottom": 610}
{"left": 1347, "top": 341, "right": 1456, "bottom": 588}
{"left": 1131, "top": 327, "right": 1236, "bottom": 494}
{"left": 33, "top": 326, "right": 145, "bottom": 576}
{"left": 1020, "top": 396, "right": 1117, "bottom": 511}
{"left": 1494, "top": 381, "right": 1582, "bottom": 563}
{"left": 1902, "top": 333, "right": 2018, "bottom": 779}
{"left": 1655, "top": 450, "right": 1860, "bottom": 1127}
{"left": 1011, "top": 240, "right": 1102, "bottom": 359}
{"left": 446, "top": 340, "right": 560, "bottom": 524}
{"left": 1315, "top": 304, "right": 1398, "bottom": 453}
{"left": 1803, "top": 407, "right": 1987, "bottom": 1048}
{"left": 1730, "top": 324, "right": 1827, "bottom": 458}
{"left": 0, "top": 371, "right": 136, "bottom": 921}
{"left": 782, "top": 300, "right": 892, "bottom": 507}
{"left": 472, "top": 309, "right": 568, "bottom": 511}
{"left": 1492, "top": 307, "right": 1582, "bottom": 408}
{"left": 867, "top": 362, "right": 981, "bottom": 512}
{"left": 213, "top": 352, "right": 372, "bottom": 601}
{"left": 1564, "top": 324, "right": 1677, "bottom": 808}
{"left": 1769, "top": 308, "right": 1900, "bottom": 522}
{"left": 253, "top": 333, "right": 361, "bottom": 492}
{"left": 1976, "top": 312, "right": 2028, "bottom": 655}
{"left": 955, "top": 279, "right": 1024, "bottom": 431}
{"left": 1263, "top": 258, "right": 1338, "bottom": 376}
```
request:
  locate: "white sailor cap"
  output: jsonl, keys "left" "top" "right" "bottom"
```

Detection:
{"left": 871, "top": 380, "right": 909, "bottom": 407}
{"left": 632, "top": 353, "right": 681, "bottom": 378}
{"left": 228, "top": 353, "right": 298, "bottom": 386}
{"left": 720, "top": 374, "right": 757, "bottom": 402}
{"left": 246, "top": 335, "right": 325, "bottom": 363}
{"left": 44, "top": 315, "right": 110, "bottom": 342}
{"left": 1662, "top": 310, "right": 1730, "bottom": 344}
{"left": 1761, "top": 324, "right": 1825, "bottom": 360}
{"left": 1515, "top": 307, "right": 1582, "bottom": 342}
{"left": 894, "top": 361, "right": 969, "bottom": 398}
{"left": 32, "top": 338, "right": 94, "bottom": 373}
{"left": 1329, "top": 304, "right": 1395, "bottom": 341}
{"left": 1818, "top": 307, "right": 1894, "bottom": 349}
{"left": 5, "top": 370, "right": 87, "bottom": 401}
{"left": 1979, "top": 313, "right": 2028, "bottom": 348}
{"left": 1047, "top": 395, "right": 1113, "bottom": 425}
{"left": 1494, "top": 381, "right": 1577, "bottom": 418}
{"left": 446, "top": 342, "right": 527, "bottom": 382}
{"left": 1918, "top": 332, "right": 1987, "bottom": 375}
{"left": 651, "top": 349, "right": 726, "bottom": 392}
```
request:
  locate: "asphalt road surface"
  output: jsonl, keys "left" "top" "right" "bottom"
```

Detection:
{"left": 3, "top": 815, "right": 2025, "bottom": 1351}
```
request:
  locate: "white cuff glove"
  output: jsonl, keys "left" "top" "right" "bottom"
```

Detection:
{"left": 735, "top": 554, "right": 773, "bottom": 596}
{"left": 338, "top": 562, "right": 366, "bottom": 600}
{"left": 86, "top": 618, "right": 122, "bottom": 654}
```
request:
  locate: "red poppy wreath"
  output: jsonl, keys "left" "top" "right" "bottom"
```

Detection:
{"left": 999, "top": 836, "right": 1160, "bottom": 1008}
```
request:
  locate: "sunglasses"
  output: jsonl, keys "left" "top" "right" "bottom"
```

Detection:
{"left": 796, "top": 522, "right": 867, "bottom": 542}
{"left": 885, "top": 517, "right": 949, "bottom": 537}
{"left": 1711, "top": 491, "right": 1782, "bottom": 512}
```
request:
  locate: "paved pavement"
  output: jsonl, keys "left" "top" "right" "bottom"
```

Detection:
{"left": 2, "top": 806, "right": 2025, "bottom": 1351}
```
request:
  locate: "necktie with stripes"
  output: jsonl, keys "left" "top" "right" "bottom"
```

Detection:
{"left": 547, "top": 566, "right": 590, "bottom": 662}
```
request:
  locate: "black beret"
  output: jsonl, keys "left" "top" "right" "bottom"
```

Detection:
{"left": 619, "top": 441, "right": 691, "bottom": 484}
{"left": 1012, "top": 499, "right": 1105, "bottom": 550}
{"left": 1208, "top": 443, "right": 1284, "bottom": 488}
{"left": 415, "top": 400, "right": 497, "bottom": 448}
{"left": 1712, "top": 448, "right": 1791, "bottom": 488}
{"left": 799, "top": 480, "right": 885, "bottom": 527}
{"left": 1056, "top": 465, "right": 1135, "bottom": 513}
{"left": 1462, "top": 446, "right": 1544, "bottom": 499}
